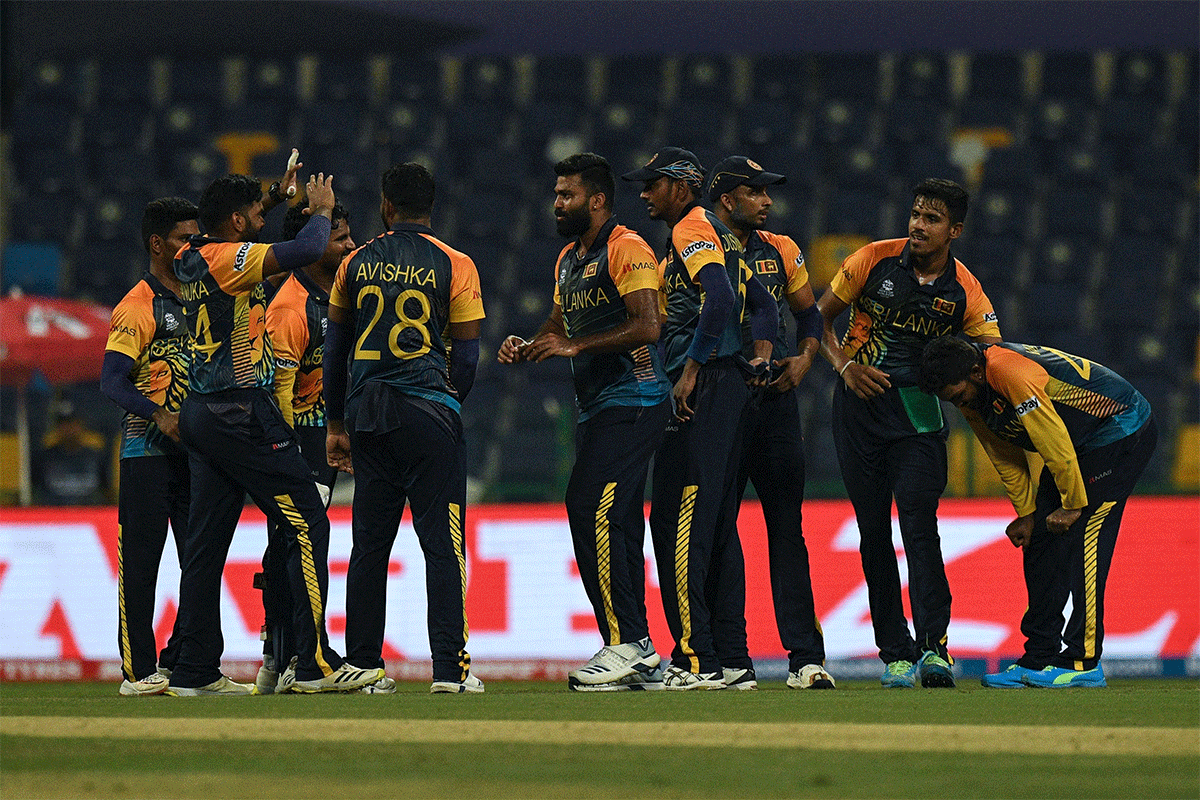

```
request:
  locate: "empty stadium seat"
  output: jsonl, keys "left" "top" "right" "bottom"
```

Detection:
{"left": 460, "top": 57, "right": 514, "bottom": 103}
{"left": 1042, "top": 187, "right": 1108, "bottom": 237}
{"left": 315, "top": 57, "right": 374, "bottom": 104}
{"left": 1111, "top": 51, "right": 1170, "bottom": 102}
{"left": 1039, "top": 53, "right": 1096, "bottom": 99}
{"left": 388, "top": 55, "right": 442, "bottom": 104}
{"left": 894, "top": 53, "right": 952, "bottom": 102}
{"left": 169, "top": 59, "right": 226, "bottom": 104}
{"left": 1031, "top": 234, "right": 1095, "bottom": 283}
{"left": 812, "top": 53, "right": 881, "bottom": 101}
{"left": 676, "top": 55, "right": 734, "bottom": 104}
{"left": 533, "top": 56, "right": 591, "bottom": 105}
{"left": 735, "top": 99, "right": 799, "bottom": 149}
{"left": 604, "top": 56, "right": 665, "bottom": 105}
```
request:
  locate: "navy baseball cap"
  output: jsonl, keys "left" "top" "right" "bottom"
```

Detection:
{"left": 705, "top": 156, "right": 786, "bottom": 202}
{"left": 621, "top": 147, "right": 706, "bottom": 188}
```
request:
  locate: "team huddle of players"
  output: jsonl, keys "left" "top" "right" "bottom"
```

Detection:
{"left": 103, "top": 146, "right": 1155, "bottom": 696}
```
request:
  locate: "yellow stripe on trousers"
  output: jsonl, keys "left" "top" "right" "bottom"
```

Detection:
{"left": 450, "top": 503, "right": 472, "bottom": 679}
{"left": 595, "top": 482, "right": 620, "bottom": 644}
{"left": 274, "top": 493, "right": 332, "bottom": 675}
{"left": 676, "top": 485, "right": 698, "bottom": 673}
{"left": 1082, "top": 501, "right": 1115, "bottom": 662}
{"left": 117, "top": 524, "right": 132, "bottom": 679}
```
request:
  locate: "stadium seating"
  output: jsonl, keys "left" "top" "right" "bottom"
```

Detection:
{"left": 5, "top": 48, "right": 1195, "bottom": 499}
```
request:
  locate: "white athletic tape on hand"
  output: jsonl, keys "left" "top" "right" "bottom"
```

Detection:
{"left": 316, "top": 481, "right": 331, "bottom": 509}
{"left": 286, "top": 150, "right": 299, "bottom": 196}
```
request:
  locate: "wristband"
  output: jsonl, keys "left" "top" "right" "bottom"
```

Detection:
{"left": 268, "top": 181, "right": 285, "bottom": 203}
{"left": 839, "top": 360, "right": 853, "bottom": 376}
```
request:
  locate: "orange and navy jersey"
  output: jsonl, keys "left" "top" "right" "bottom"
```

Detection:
{"left": 742, "top": 229, "right": 809, "bottom": 360}
{"left": 174, "top": 235, "right": 275, "bottom": 394}
{"left": 105, "top": 272, "right": 190, "bottom": 458}
{"left": 831, "top": 238, "right": 1000, "bottom": 386}
{"left": 330, "top": 222, "right": 485, "bottom": 414}
{"left": 658, "top": 204, "right": 751, "bottom": 379}
{"left": 963, "top": 342, "right": 1153, "bottom": 515}
{"left": 552, "top": 217, "right": 670, "bottom": 420}
{"left": 266, "top": 270, "right": 328, "bottom": 429}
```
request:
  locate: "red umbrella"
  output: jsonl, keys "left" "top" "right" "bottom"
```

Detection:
{"left": 0, "top": 294, "right": 114, "bottom": 504}
{"left": 0, "top": 294, "right": 112, "bottom": 386}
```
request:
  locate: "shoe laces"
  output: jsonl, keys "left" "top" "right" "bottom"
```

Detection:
{"left": 886, "top": 660, "right": 914, "bottom": 675}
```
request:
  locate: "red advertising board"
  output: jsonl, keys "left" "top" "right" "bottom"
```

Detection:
{"left": 0, "top": 497, "right": 1196, "bottom": 677}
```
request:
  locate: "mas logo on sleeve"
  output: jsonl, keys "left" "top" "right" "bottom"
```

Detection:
{"left": 681, "top": 240, "right": 717, "bottom": 260}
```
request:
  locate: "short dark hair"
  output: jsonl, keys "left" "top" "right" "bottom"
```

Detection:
{"left": 198, "top": 174, "right": 263, "bottom": 232}
{"left": 918, "top": 336, "right": 984, "bottom": 395}
{"left": 554, "top": 152, "right": 615, "bottom": 211}
{"left": 141, "top": 197, "right": 199, "bottom": 253}
{"left": 281, "top": 200, "right": 349, "bottom": 241}
{"left": 912, "top": 178, "right": 969, "bottom": 227}
{"left": 381, "top": 162, "right": 435, "bottom": 219}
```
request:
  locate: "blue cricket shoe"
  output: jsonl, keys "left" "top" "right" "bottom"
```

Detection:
{"left": 981, "top": 663, "right": 1038, "bottom": 688}
{"left": 1022, "top": 663, "right": 1107, "bottom": 688}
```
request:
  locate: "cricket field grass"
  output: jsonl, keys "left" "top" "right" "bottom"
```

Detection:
{"left": 2, "top": 679, "right": 1197, "bottom": 799}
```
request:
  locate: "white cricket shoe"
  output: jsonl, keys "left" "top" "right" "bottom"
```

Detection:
{"left": 119, "top": 672, "right": 170, "bottom": 697}
{"left": 431, "top": 673, "right": 485, "bottom": 693}
{"left": 722, "top": 667, "right": 758, "bottom": 691}
{"left": 361, "top": 676, "right": 397, "bottom": 694}
{"left": 788, "top": 664, "right": 836, "bottom": 689}
{"left": 569, "top": 663, "right": 665, "bottom": 692}
{"left": 292, "top": 663, "right": 385, "bottom": 693}
{"left": 662, "top": 665, "right": 725, "bottom": 690}
{"left": 568, "top": 637, "right": 660, "bottom": 688}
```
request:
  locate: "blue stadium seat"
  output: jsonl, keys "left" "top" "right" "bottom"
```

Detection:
{"left": 813, "top": 98, "right": 872, "bottom": 147}
{"left": 604, "top": 56, "right": 664, "bottom": 106}
{"left": 1022, "top": 281, "right": 1082, "bottom": 333}
{"left": 735, "top": 99, "right": 799, "bottom": 149}
{"left": 1116, "top": 185, "right": 1183, "bottom": 239}
{"left": 514, "top": 233, "right": 564, "bottom": 286}
{"left": 10, "top": 103, "right": 75, "bottom": 148}
{"left": 1111, "top": 51, "right": 1170, "bottom": 102}
{"left": 812, "top": 53, "right": 880, "bottom": 101}
{"left": 460, "top": 57, "right": 514, "bottom": 103}
{"left": 823, "top": 187, "right": 889, "bottom": 237}
{"left": 836, "top": 145, "right": 896, "bottom": 190}
{"left": 1039, "top": 53, "right": 1096, "bottom": 99}
{"left": 315, "top": 57, "right": 374, "bottom": 104}
{"left": 902, "top": 145, "right": 965, "bottom": 188}
{"left": 388, "top": 55, "right": 442, "bottom": 104}
{"left": 165, "top": 146, "right": 226, "bottom": 196}
{"left": 533, "top": 55, "right": 591, "bottom": 105}
{"left": 19, "top": 60, "right": 84, "bottom": 106}
{"left": 1048, "top": 142, "right": 1113, "bottom": 191}
{"left": 1029, "top": 96, "right": 1091, "bottom": 148}
{"left": 462, "top": 147, "right": 530, "bottom": 195}
{"left": 305, "top": 147, "right": 382, "bottom": 196}
{"left": 591, "top": 102, "right": 653, "bottom": 153}
{"left": 1097, "top": 272, "right": 1162, "bottom": 327}
{"left": 953, "top": 233, "right": 1023, "bottom": 288}
{"left": 455, "top": 192, "right": 520, "bottom": 241}
{"left": 663, "top": 100, "right": 728, "bottom": 150}
{"left": 217, "top": 102, "right": 288, "bottom": 135}
{"left": 1042, "top": 187, "right": 1107, "bottom": 237}
{"left": 169, "top": 59, "right": 226, "bottom": 104}
{"left": 156, "top": 101, "right": 218, "bottom": 148}
{"left": 96, "top": 148, "right": 159, "bottom": 196}
{"left": 1107, "top": 233, "right": 1172, "bottom": 278}
{"left": 883, "top": 95, "right": 950, "bottom": 146}
{"left": 973, "top": 188, "right": 1027, "bottom": 238}
{"left": 1030, "top": 234, "right": 1095, "bottom": 283}
{"left": 894, "top": 53, "right": 952, "bottom": 102}
{"left": 9, "top": 192, "right": 78, "bottom": 243}
{"left": 956, "top": 95, "right": 1023, "bottom": 130}
{"left": 246, "top": 58, "right": 298, "bottom": 103}
{"left": 96, "top": 59, "right": 154, "bottom": 105}
{"left": 375, "top": 102, "right": 438, "bottom": 151}
{"left": 677, "top": 56, "right": 733, "bottom": 104}
{"left": 13, "top": 147, "right": 89, "bottom": 197}
{"left": 755, "top": 145, "right": 824, "bottom": 193}
{"left": 520, "top": 98, "right": 585, "bottom": 142}
{"left": 968, "top": 53, "right": 1026, "bottom": 100}
{"left": 979, "top": 146, "right": 1041, "bottom": 193}
{"left": 82, "top": 103, "right": 151, "bottom": 149}
{"left": 299, "top": 101, "right": 363, "bottom": 149}
{"left": 445, "top": 100, "right": 509, "bottom": 146}
{"left": 750, "top": 55, "right": 808, "bottom": 103}
{"left": 84, "top": 196, "right": 144, "bottom": 244}
{"left": 1098, "top": 95, "right": 1162, "bottom": 145}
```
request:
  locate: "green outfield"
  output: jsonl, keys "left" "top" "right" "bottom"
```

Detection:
{"left": 2, "top": 680, "right": 1197, "bottom": 799}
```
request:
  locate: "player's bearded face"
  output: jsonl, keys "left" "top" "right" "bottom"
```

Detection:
{"left": 729, "top": 186, "right": 770, "bottom": 230}
{"left": 555, "top": 199, "right": 591, "bottom": 237}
